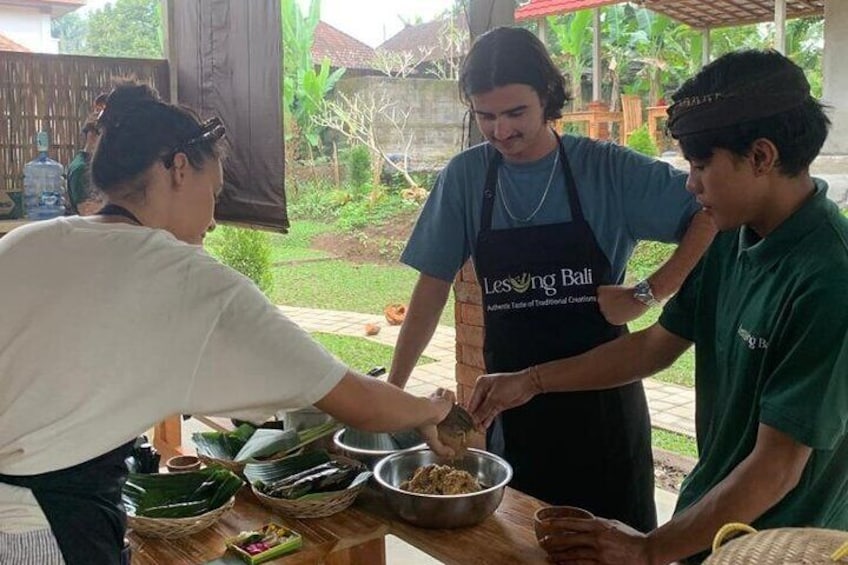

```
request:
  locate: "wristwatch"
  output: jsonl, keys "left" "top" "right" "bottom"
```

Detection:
{"left": 633, "top": 279, "right": 661, "bottom": 307}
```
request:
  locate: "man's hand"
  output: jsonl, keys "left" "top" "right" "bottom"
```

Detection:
{"left": 539, "top": 517, "right": 656, "bottom": 565}
{"left": 466, "top": 370, "right": 540, "bottom": 430}
{"left": 416, "top": 391, "right": 457, "bottom": 458}
{"left": 597, "top": 284, "right": 650, "bottom": 326}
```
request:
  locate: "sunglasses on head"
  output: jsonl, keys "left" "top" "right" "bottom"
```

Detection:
{"left": 162, "top": 117, "right": 226, "bottom": 168}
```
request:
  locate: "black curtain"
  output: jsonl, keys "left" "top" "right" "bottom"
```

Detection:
{"left": 171, "top": 0, "right": 287, "bottom": 231}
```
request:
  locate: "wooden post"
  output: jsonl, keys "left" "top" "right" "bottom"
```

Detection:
{"left": 160, "top": 0, "right": 178, "bottom": 103}
{"left": 702, "top": 27, "right": 711, "bottom": 67}
{"left": 774, "top": 0, "right": 787, "bottom": 54}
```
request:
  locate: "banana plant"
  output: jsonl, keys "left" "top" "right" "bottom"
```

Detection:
{"left": 547, "top": 10, "right": 594, "bottom": 111}
{"left": 281, "top": 0, "right": 345, "bottom": 152}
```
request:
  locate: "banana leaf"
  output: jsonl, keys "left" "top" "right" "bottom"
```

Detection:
{"left": 244, "top": 450, "right": 330, "bottom": 485}
{"left": 122, "top": 467, "right": 244, "bottom": 519}
{"left": 234, "top": 428, "right": 299, "bottom": 462}
{"left": 192, "top": 424, "right": 256, "bottom": 460}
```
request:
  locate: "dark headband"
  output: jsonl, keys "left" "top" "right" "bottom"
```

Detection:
{"left": 667, "top": 67, "right": 811, "bottom": 137}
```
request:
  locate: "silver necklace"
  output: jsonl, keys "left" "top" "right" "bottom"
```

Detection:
{"left": 497, "top": 150, "right": 559, "bottom": 223}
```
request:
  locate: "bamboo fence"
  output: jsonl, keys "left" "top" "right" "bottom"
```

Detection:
{"left": 0, "top": 52, "right": 169, "bottom": 212}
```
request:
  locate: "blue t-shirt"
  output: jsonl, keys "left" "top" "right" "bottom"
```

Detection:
{"left": 401, "top": 135, "right": 700, "bottom": 283}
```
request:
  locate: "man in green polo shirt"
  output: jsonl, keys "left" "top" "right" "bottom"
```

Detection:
{"left": 466, "top": 50, "right": 846, "bottom": 564}
{"left": 65, "top": 113, "right": 102, "bottom": 216}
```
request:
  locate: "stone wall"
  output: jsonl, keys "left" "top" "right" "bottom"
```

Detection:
{"left": 333, "top": 76, "right": 466, "bottom": 171}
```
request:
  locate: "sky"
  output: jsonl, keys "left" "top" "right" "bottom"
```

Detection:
{"left": 79, "top": 0, "right": 456, "bottom": 48}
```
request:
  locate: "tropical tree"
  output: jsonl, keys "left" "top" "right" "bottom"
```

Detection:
{"left": 86, "top": 0, "right": 163, "bottom": 58}
{"left": 281, "top": 0, "right": 345, "bottom": 157}
{"left": 52, "top": 12, "right": 88, "bottom": 54}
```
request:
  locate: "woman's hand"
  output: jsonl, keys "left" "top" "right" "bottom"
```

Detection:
{"left": 466, "top": 369, "right": 541, "bottom": 430}
{"left": 597, "top": 284, "right": 649, "bottom": 326}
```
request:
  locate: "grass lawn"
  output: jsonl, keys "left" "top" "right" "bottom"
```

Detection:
{"left": 652, "top": 427, "right": 698, "bottom": 459}
{"left": 311, "top": 332, "right": 434, "bottom": 371}
{"left": 268, "top": 220, "right": 334, "bottom": 263}
{"left": 273, "top": 259, "right": 456, "bottom": 327}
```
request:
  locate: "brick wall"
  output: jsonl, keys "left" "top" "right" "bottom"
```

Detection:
{"left": 454, "top": 259, "right": 485, "bottom": 404}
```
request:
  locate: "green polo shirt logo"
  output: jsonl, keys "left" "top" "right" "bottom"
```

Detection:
{"left": 737, "top": 327, "right": 769, "bottom": 350}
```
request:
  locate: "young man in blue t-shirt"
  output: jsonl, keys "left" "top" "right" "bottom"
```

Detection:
{"left": 469, "top": 50, "right": 846, "bottom": 564}
{"left": 389, "top": 26, "right": 716, "bottom": 531}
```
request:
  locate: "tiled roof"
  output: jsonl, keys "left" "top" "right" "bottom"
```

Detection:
{"left": 515, "top": 0, "right": 621, "bottom": 21}
{"left": 312, "top": 21, "right": 375, "bottom": 70}
{"left": 0, "top": 0, "right": 86, "bottom": 17}
{"left": 514, "top": 0, "right": 824, "bottom": 28}
{"left": 0, "top": 33, "right": 29, "bottom": 53}
{"left": 377, "top": 14, "right": 467, "bottom": 63}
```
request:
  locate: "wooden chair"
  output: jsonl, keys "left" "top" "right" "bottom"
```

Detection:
{"left": 621, "top": 94, "right": 644, "bottom": 143}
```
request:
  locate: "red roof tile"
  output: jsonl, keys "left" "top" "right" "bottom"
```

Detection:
{"left": 515, "top": 0, "right": 622, "bottom": 21}
{"left": 0, "top": 33, "right": 30, "bottom": 53}
{"left": 514, "top": 0, "right": 824, "bottom": 28}
{"left": 312, "top": 21, "right": 376, "bottom": 70}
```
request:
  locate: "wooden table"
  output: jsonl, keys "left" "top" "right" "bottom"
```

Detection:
{"left": 130, "top": 484, "right": 549, "bottom": 564}
{"left": 0, "top": 219, "right": 28, "bottom": 235}
{"left": 130, "top": 490, "right": 389, "bottom": 565}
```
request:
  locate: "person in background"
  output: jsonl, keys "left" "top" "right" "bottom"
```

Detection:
{"left": 0, "top": 81, "right": 457, "bottom": 565}
{"left": 65, "top": 113, "right": 102, "bottom": 215}
{"left": 66, "top": 94, "right": 108, "bottom": 216}
{"left": 388, "top": 25, "right": 716, "bottom": 532}
{"left": 469, "top": 50, "right": 846, "bottom": 564}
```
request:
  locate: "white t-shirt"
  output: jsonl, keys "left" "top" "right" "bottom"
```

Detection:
{"left": 0, "top": 217, "right": 346, "bottom": 530}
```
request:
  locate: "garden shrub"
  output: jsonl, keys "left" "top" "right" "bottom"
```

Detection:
{"left": 626, "top": 124, "right": 659, "bottom": 157}
{"left": 346, "top": 145, "right": 372, "bottom": 190}
{"left": 207, "top": 225, "right": 274, "bottom": 296}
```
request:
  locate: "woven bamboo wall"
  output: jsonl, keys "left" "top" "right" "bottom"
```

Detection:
{"left": 0, "top": 52, "right": 169, "bottom": 201}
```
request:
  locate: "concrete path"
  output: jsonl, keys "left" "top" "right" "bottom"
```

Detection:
{"left": 279, "top": 305, "right": 697, "bottom": 439}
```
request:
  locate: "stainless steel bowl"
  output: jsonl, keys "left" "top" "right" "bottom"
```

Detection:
{"left": 332, "top": 428, "right": 425, "bottom": 470}
{"left": 373, "top": 448, "right": 513, "bottom": 529}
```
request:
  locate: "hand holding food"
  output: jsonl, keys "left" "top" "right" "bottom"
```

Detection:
{"left": 467, "top": 368, "right": 544, "bottom": 430}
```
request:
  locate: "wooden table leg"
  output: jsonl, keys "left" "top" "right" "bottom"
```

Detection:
{"left": 153, "top": 415, "right": 183, "bottom": 458}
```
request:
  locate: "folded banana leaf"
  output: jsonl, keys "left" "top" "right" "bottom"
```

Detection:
{"left": 122, "top": 467, "right": 244, "bottom": 519}
{"left": 192, "top": 424, "right": 256, "bottom": 460}
{"left": 243, "top": 451, "right": 330, "bottom": 486}
{"left": 234, "top": 428, "right": 299, "bottom": 462}
{"left": 194, "top": 421, "right": 341, "bottom": 464}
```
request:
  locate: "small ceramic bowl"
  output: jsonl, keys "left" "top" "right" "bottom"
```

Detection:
{"left": 534, "top": 505, "right": 595, "bottom": 543}
{"left": 165, "top": 455, "right": 202, "bottom": 473}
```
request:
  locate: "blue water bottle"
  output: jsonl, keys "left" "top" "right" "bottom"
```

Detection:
{"left": 23, "top": 131, "right": 66, "bottom": 220}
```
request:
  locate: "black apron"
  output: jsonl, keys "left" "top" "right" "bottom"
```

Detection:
{"left": 0, "top": 204, "right": 140, "bottom": 564}
{"left": 0, "top": 443, "right": 134, "bottom": 565}
{"left": 475, "top": 136, "right": 656, "bottom": 531}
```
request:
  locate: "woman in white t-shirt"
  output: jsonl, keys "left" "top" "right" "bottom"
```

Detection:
{"left": 0, "top": 81, "right": 456, "bottom": 565}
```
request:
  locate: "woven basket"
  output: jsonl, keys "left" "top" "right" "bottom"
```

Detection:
{"left": 250, "top": 456, "right": 368, "bottom": 519}
{"left": 196, "top": 454, "right": 246, "bottom": 476}
{"left": 127, "top": 496, "right": 236, "bottom": 539}
{"left": 704, "top": 522, "right": 848, "bottom": 564}
{"left": 198, "top": 448, "right": 306, "bottom": 477}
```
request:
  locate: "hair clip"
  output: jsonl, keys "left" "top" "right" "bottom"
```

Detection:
{"left": 161, "top": 117, "right": 226, "bottom": 168}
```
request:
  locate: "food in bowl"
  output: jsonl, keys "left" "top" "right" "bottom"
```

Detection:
{"left": 400, "top": 464, "right": 482, "bottom": 495}
{"left": 373, "top": 448, "right": 513, "bottom": 528}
